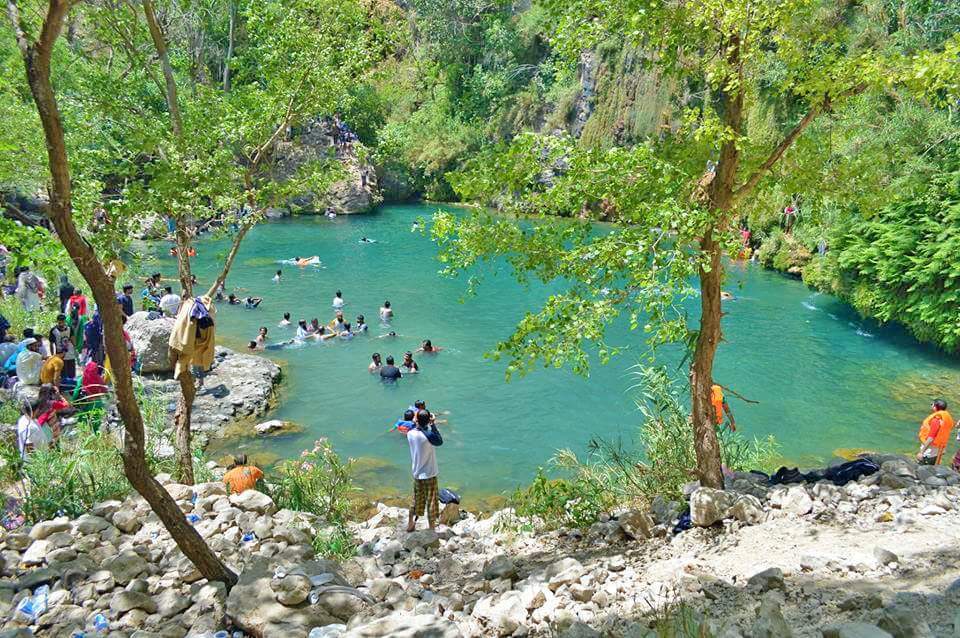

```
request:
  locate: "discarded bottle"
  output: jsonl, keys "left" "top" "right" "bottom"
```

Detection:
{"left": 186, "top": 513, "right": 201, "bottom": 524}
{"left": 93, "top": 612, "right": 109, "bottom": 633}
{"left": 309, "top": 589, "right": 320, "bottom": 605}
{"left": 241, "top": 532, "right": 256, "bottom": 544}
{"left": 273, "top": 566, "right": 287, "bottom": 579}
{"left": 191, "top": 491, "right": 198, "bottom": 504}
{"left": 213, "top": 632, "right": 229, "bottom": 638}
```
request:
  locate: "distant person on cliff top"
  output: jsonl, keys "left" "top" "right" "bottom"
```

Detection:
{"left": 406, "top": 409, "right": 443, "bottom": 532}
{"left": 917, "top": 399, "right": 954, "bottom": 465}
{"left": 223, "top": 454, "right": 264, "bottom": 494}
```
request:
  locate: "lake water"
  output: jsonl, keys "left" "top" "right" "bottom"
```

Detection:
{"left": 159, "top": 204, "right": 960, "bottom": 502}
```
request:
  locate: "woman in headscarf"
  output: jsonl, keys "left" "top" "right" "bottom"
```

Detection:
{"left": 83, "top": 308, "right": 104, "bottom": 365}
{"left": 80, "top": 361, "right": 109, "bottom": 397}
{"left": 67, "top": 301, "right": 88, "bottom": 356}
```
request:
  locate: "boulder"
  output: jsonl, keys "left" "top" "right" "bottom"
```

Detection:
{"left": 482, "top": 555, "right": 517, "bottom": 581}
{"left": 112, "top": 509, "right": 142, "bottom": 534}
{"left": 256, "top": 420, "right": 287, "bottom": 435}
{"left": 781, "top": 486, "right": 813, "bottom": 515}
{"left": 747, "top": 568, "right": 784, "bottom": 593}
{"left": 873, "top": 547, "right": 898, "bottom": 567}
{"left": 878, "top": 604, "right": 933, "bottom": 638}
{"left": 750, "top": 595, "right": 792, "bottom": 638}
{"left": 28, "top": 517, "right": 71, "bottom": 540}
{"left": 342, "top": 613, "right": 461, "bottom": 637}
{"left": 471, "top": 591, "right": 528, "bottom": 636}
{"left": 272, "top": 574, "right": 311, "bottom": 606}
{"left": 74, "top": 514, "right": 111, "bottom": 535}
{"left": 545, "top": 558, "right": 584, "bottom": 590}
{"left": 126, "top": 312, "right": 174, "bottom": 373}
{"left": 728, "top": 494, "right": 764, "bottom": 524}
{"left": 402, "top": 530, "right": 440, "bottom": 552}
{"left": 104, "top": 550, "right": 149, "bottom": 585}
{"left": 110, "top": 590, "right": 158, "bottom": 614}
{"left": 822, "top": 623, "right": 893, "bottom": 638}
{"left": 618, "top": 509, "right": 654, "bottom": 540}
{"left": 229, "top": 490, "right": 277, "bottom": 515}
{"left": 690, "top": 488, "right": 736, "bottom": 527}
{"left": 21, "top": 539, "right": 50, "bottom": 566}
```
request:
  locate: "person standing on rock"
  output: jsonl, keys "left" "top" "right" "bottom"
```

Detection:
{"left": 917, "top": 399, "right": 954, "bottom": 465}
{"left": 407, "top": 409, "right": 443, "bottom": 532}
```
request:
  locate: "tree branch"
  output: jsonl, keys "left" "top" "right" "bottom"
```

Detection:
{"left": 142, "top": 0, "right": 183, "bottom": 138}
{"left": 731, "top": 84, "right": 868, "bottom": 205}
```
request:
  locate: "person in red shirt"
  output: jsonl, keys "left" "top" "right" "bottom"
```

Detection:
{"left": 917, "top": 399, "right": 954, "bottom": 465}
{"left": 222, "top": 454, "right": 264, "bottom": 494}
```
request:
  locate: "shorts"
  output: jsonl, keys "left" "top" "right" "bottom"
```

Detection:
{"left": 410, "top": 476, "right": 439, "bottom": 524}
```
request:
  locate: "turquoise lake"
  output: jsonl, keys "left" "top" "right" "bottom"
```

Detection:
{"left": 157, "top": 204, "right": 960, "bottom": 502}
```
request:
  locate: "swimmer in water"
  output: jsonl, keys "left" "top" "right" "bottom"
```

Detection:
{"left": 379, "top": 300, "right": 393, "bottom": 321}
{"left": 255, "top": 326, "right": 268, "bottom": 349}
{"left": 359, "top": 237, "right": 376, "bottom": 244}
{"left": 247, "top": 340, "right": 262, "bottom": 351}
{"left": 227, "top": 293, "right": 241, "bottom": 305}
{"left": 296, "top": 320, "right": 311, "bottom": 340}
{"left": 243, "top": 296, "right": 263, "bottom": 309}
{"left": 332, "top": 290, "right": 345, "bottom": 309}
{"left": 279, "top": 312, "right": 291, "bottom": 327}
{"left": 721, "top": 291, "right": 734, "bottom": 301}
{"left": 273, "top": 269, "right": 282, "bottom": 284}
{"left": 368, "top": 352, "right": 382, "bottom": 374}
{"left": 417, "top": 339, "right": 442, "bottom": 354}
{"left": 378, "top": 331, "right": 398, "bottom": 339}
{"left": 355, "top": 315, "right": 368, "bottom": 334}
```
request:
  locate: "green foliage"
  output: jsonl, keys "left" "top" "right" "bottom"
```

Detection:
{"left": 312, "top": 524, "right": 357, "bottom": 561}
{"left": 269, "top": 438, "right": 359, "bottom": 523}
{"left": 510, "top": 366, "right": 780, "bottom": 529}
{"left": 0, "top": 295, "right": 60, "bottom": 339}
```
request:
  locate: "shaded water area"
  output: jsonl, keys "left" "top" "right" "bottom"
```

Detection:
{"left": 156, "top": 204, "right": 960, "bottom": 503}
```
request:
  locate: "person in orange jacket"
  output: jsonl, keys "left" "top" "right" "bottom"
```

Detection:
{"left": 710, "top": 384, "right": 736, "bottom": 432}
{"left": 917, "top": 399, "right": 954, "bottom": 465}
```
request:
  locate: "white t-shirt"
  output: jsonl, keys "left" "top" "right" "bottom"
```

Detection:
{"left": 332, "top": 296, "right": 344, "bottom": 308}
{"left": 16, "top": 350, "right": 42, "bottom": 385}
{"left": 273, "top": 274, "right": 281, "bottom": 284}
{"left": 17, "top": 415, "right": 50, "bottom": 457}
{"left": 159, "top": 294, "right": 182, "bottom": 317}
{"left": 407, "top": 428, "right": 438, "bottom": 480}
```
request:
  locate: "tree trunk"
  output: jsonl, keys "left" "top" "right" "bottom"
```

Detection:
{"left": 690, "top": 228, "right": 725, "bottom": 489}
{"left": 7, "top": 0, "right": 237, "bottom": 589}
{"left": 174, "top": 366, "right": 196, "bottom": 485}
{"left": 223, "top": 2, "right": 235, "bottom": 92}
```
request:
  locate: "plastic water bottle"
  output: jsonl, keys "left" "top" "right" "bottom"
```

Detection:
{"left": 14, "top": 596, "right": 36, "bottom": 624}
{"left": 70, "top": 632, "right": 86, "bottom": 638}
{"left": 93, "top": 612, "right": 109, "bottom": 633}
{"left": 308, "top": 589, "right": 320, "bottom": 605}
{"left": 241, "top": 532, "right": 256, "bottom": 544}
{"left": 191, "top": 491, "right": 198, "bottom": 504}
{"left": 213, "top": 632, "right": 230, "bottom": 638}
{"left": 34, "top": 585, "right": 48, "bottom": 617}
{"left": 186, "top": 513, "right": 201, "bottom": 524}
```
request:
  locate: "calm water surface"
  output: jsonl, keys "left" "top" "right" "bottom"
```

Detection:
{"left": 158, "top": 204, "right": 960, "bottom": 500}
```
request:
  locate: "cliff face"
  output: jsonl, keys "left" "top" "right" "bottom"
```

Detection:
{"left": 272, "top": 118, "right": 382, "bottom": 215}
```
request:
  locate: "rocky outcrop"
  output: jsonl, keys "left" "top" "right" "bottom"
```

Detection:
{"left": 139, "top": 346, "right": 281, "bottom": 441}
{"left": 272, "top": 119, "right": 382, "bottom": 215}
{"left": 126, "top": 311, "right": 174, "bottom": 373}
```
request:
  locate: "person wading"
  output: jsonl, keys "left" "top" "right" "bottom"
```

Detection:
{"left": 407, "top": 409, "right": 443, "bottom": 532}
{"left": 917, "top": 399, "right": 954, "bottom": 465}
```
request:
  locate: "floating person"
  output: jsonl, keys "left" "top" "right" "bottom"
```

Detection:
{"left": 917, "top": 399, "right": 954, "bottom": 465}
{"left": 247, "top": 340, "right": 263, "bottom": 352}
{"left": 391, "top": 409, "right": 416, "bottom": 434}
{"left": 227, "top": 293, "right": 241, "bottom": 305}
{"left": 359, "top": 236, "right": 376, "bottom": 244}
{"left": 368, "top": 353, "right": 382, "bottom": 374}
{"left": 417, "top": 339, "right": 442, "bottom": 354}
{"left": 377, "top": 331, "right": 398, "bottom": 339}
{"left": 355, "top": 315, "right": 368, "bottom": 334}
{"left": 401, "top": 351, "right": 419, "bottom": 374}
{"left": 379, "top": 355, "right": 402, "bottom": 382}
{"left": 710, "top": 384, "right": 736, "bottom": 432}
{"left": 279, "top": 313, "right": 292, "bottom": 327}
{"left": 720, "top": 291, "right": 735, "bottom": 301}
{"left": 296, "top": 256, "right": 319, "bottom": 266}
{"left": 273, "top": 269, "right": 282, "bottom": 284}
{"left": 332, "top": 290, "right": 345, "bottom": 309}
{"left": 339, "top": 323, "right": 353, "bottom": 340}
{"left": 379, "top": 300, "right": 393, "bottom": 321}
{"left": 243, "top": 296, "right": 263, "bottom": 309}
{"left": 310, "top": 318, "right": 322, "bottom": 334}
{"left": 296, "top": 320, "right": 311, "bottom": 340}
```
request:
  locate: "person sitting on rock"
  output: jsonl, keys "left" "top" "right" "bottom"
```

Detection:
{"left": 223, "top": 454, "right": 264, "bottom": 494}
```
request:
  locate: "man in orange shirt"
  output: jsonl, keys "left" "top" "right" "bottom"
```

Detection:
{"left": 222, "top": 454, "right": 264, "bottom": 494}
{"left": 917, "top": 399, "right": 954, "bottom": 465}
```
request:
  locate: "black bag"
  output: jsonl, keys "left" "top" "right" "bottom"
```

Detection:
{"left": 438, "top": 488, "right": 460, "bottom": 504}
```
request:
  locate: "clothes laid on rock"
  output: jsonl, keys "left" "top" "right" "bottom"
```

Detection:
{"left": 169, "top": 296, "right": 216, "bottom": 379}
{"left": 765, "top": 458, "right": 880, "bottom": 486}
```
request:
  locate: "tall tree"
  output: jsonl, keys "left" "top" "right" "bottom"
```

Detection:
{"left": 433, "top": 0, "right": 959, "bottom": 488}
{"left": 5, "top": 0, "right": 238, "bottom": 587}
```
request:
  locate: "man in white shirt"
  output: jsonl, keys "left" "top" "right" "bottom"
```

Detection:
{"left": 159, "top": 286, "right": 182, "bottom": 317}
{"left": 332, "top": 290, "right": 345, "bottom": 309}
{"left": 15, "top": 338, "right": 43, "bottom": 385}
{"left": 17, "top": 401, "right": 50, "bottom": 458}
{"left": 406, "top": 410, "right": 443, "bottom": 532}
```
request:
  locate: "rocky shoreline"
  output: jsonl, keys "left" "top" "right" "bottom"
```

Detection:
{"left": 1, "top": 453, "right": 958, "bottom": 637}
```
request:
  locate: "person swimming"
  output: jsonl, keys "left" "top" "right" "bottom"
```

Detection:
{"left": 273, "top": 269, "right": 282, "bottom": 284}
{"left": 332, "top": 290, "right": 345, "bottom": 309}
{"left": 391, "top": 409, "right": 416, "bottom": 434}
{"left": 243, "top": 297, "right": 263, "bottom": 309}
{"left": 418, "top": 339, "right": 442, "bottom": 353}
{"left": 368, "top": 352, "right": 382, "bottom": 373}
{"left": 339, "top": 323, "right": 353, "bottom": 339}
{"left": 401, "top": 351, "right": 419, "bottom": 373}
{"left": 379, "top": 300, "right": 393, "bottom": 321}
{"left": 377, "top": 331, "right": 398, "bottom": 339}
{"left": 296, "top": 320, "right": 311, "bottom": 340}
{"left": 359, "top": 237, "right": 376, "bottom": 244}
{"left": 721, "top": 291, "right": 734, "bottom": 301}
{"left": 227, "top": 293, "right": 241, "bottom": 305}
{"left": 255, "top": 327, "right": 268, "bottom": 349}
{"left": 355, "top": 315, "right": 368, "bottom": 334}
{"left": 279, "top": 312, "right": 291, "bottom": 327}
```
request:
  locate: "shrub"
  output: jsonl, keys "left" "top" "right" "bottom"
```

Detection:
{"left": 0, "top": 295, "right": 59, "bottom": 341}
{"left": 269, "top": 438, "right": 359, "bottom": 523}
{"left": 312, "top": 525, "right": 358, "bottom": 561}
{"left": 509, "top": 465, "right": 617, "bottom": 530}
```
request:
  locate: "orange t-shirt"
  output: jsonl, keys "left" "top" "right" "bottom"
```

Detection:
{"left": 223, "top": 466, "right": 263, "bottom": 494}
